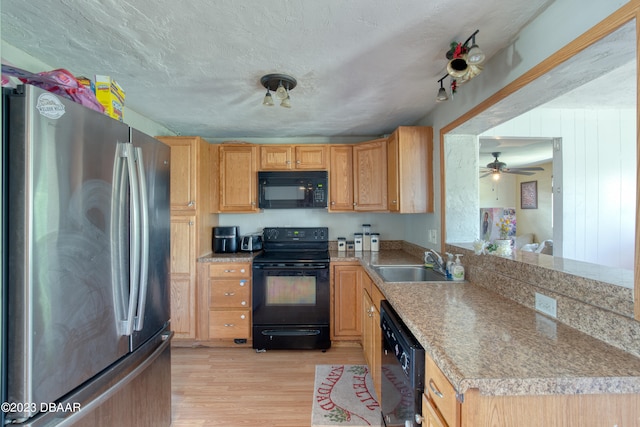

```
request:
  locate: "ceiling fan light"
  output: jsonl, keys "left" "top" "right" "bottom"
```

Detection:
{"left": 492, "top": 171, "right": 500, "bottom": 181}
{"left": 263, "top": 90, "right": 274, "bottom": 106}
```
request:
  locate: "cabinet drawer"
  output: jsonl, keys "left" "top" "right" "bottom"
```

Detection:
{"left": 422, "top": 394, "right": 447, "bottom": 427}
{"left": 426, "top": 356, "right": 459, "bottom": 427}
{"left": 210, "top": 279, "right": 250, "bottom": 308}
{"left": 209, "top": 310, "right": 251, "bottom": 339}
{"left": 209, "top": 263, "right": 251, "bottom": 278}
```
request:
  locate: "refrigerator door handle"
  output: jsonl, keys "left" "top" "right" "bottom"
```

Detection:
{"left": 133, "top": 146, "right": 149, "bottom": 331}
{"left": 112, "top": 142, "right": 132, "bottom": 335}
{"left": 122, "top": 143, "right": 141, "bottom": 336}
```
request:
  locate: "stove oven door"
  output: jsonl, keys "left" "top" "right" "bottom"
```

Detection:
{"left": 252, "top": 263, "right": 330, "bottom": 350}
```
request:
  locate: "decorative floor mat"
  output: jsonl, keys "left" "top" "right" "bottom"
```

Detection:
{"left": 311, "top": 364, "right": 380, "bottom": 426}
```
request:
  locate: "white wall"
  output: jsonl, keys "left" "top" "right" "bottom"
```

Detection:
{"left": 444, "top": 135, "right": 479, "bottom": 242}
{"left": 482, "top": 108, "right": 636, "bottom": 269}
{"left": 479, "top": 174, "right": 517, "bottom": 209}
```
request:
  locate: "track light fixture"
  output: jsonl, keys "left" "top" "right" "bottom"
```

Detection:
{"left": 436, "top": 29, "right": 485, "bottom": 103}
{"left": 260, "top": 74, "right": 297, "bottom": 108}
{"left": 436, "top": 74, "right": 449, "bottom": 102}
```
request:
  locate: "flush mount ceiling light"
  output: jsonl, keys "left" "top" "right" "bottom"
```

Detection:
{"left": 260, "top": 73, "right": 297, "bottom": 108}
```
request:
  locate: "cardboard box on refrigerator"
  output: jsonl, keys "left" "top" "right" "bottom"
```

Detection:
{"left": 94, "top": 75, "right": 125, "bottom": 121}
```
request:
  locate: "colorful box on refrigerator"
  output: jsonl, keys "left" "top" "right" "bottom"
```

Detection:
{"left": 94, "top": 75, "right": 125, "bottom": 121}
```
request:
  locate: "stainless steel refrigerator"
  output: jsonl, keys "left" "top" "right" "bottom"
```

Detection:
{"left": 1, "top": 84, "right": 172, "bottom": 426}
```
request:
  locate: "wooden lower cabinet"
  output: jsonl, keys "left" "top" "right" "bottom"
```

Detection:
{"left": 362, "top": 273, "right": 383, "bottom": 400}
{"left": 202, "top": 262, "right": 252, "bottom": 344}
{"left": 170, "top": 215, "right": 196, "bottom": 339}
{"left": 423, "top": 354, "right": 640, "bottom": 427}
{"left": 422, "top": 394, "right": 447, "bottom": 427}
{"left": 331, "top": 262, "right": 364, "bottom": 340}
{"left": 208, "top": 310, "right": 251, "bottom": 339}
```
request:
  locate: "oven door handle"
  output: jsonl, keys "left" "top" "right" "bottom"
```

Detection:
{"left": 253, "top": 263, "right": 328, "bottom": 270}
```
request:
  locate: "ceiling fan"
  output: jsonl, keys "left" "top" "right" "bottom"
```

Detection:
{"left": 479, "top": 152, "right": 544, "bottom": 179}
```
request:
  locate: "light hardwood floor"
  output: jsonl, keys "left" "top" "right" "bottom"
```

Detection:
{"left": 170, "top": 343, "right": 366, "bottom": 426}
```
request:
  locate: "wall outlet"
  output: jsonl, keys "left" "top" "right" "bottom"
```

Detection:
{"left": 535, "top": 292, "right": 557, "bottom": 318}
{"left": 428, "top": 229, "right": 438, "bottom": 244}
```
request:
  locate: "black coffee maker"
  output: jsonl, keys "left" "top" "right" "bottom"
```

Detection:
{"left": 212, "top": 226, "right": 240, "bottom": 253}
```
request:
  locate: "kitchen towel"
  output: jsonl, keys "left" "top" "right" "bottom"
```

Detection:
{"left": 311, "top": 364, "right": 379, "bottom": 426}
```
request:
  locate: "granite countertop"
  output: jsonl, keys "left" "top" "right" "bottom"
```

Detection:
{"left": 201, "top": 248, "right": 640, "bottom": 396}
{"left": 343, "top": 250, "right": 640, "bottom": 397}
{"left": 197, "top": 251, "right": 261, "bottom": 262}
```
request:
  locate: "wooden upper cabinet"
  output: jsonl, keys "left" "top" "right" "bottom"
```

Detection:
{"left": 218, "top": 144, "right": 258, "bottom": 212}
{"left": 259, "top": 144, "right": 327, "bottom": 170}
{"left": 328, "top": 145, "right": 354, "bottom": 211}
{"left": 260, "top": 145, "right": 292, "bottom": 170}
{"left": 353, "top": 138, "right": 388, "bottom": 211}
{"left": 387, "top": 126, "right": 433, "bottom": 213}
{"left": 294, "top": 145, "right": 327, "bottom": 169}
{"left": 158, "top": 136, "right": 200, "bottom": 212}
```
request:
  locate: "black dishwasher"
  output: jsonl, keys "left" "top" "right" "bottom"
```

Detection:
{"left": 380, "top": 300, "right": 425, "bottom": 427}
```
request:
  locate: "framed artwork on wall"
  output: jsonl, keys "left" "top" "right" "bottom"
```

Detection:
{"left": 521, "top": 180, "right": 538, "bottom": 209}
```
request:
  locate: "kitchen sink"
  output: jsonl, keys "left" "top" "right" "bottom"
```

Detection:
{"left": 373, "top": 265, "right": 448, "bottom": 282}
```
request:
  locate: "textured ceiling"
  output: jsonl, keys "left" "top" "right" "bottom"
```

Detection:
{"left": 1, "top": 0, "right": 552, "bottom": 139}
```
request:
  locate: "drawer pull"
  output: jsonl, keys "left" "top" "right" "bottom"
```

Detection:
{"left": 224, "top": 269, "right": 236, "bottom": 273}
{"left": 239, "top": 280, "right": 247, "bottom": 286}
{"left": 224, "top": 323, "right": 235, "bottom": 327}
{"left": 240, "top": 268, "right": 246, "bottom": 273}
{"left": 429, "top": 379, "right": 444, "bottom": 399}
{"left": 240, "top": 314, "right": 246, "bottom": 320}
{"left": 241, "top": 301, "right": 247, "bottom": 306}
{"left": 224, "top": 292, "right": 235, "bottom": 296}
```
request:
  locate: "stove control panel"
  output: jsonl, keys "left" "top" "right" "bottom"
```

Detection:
{"left": 263, "top": 227, "right": 328, "bottom": 242}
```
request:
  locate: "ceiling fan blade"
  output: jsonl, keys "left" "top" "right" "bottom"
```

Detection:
{"left": 479, "top": 172, "right": 492, "bottom": 178}
{"left": 510, "top": 166, "right": 544, "bottom": 171}
{"left": 503, "top": 170, "right": 535, "bottom": 175}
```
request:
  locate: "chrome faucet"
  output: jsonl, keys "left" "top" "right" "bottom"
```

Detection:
{"left": 424, "top": 249, "right": 446, "bottom": 276}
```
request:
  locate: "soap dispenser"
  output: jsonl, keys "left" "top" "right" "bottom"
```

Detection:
{"left": 445, "top": 252, "right": 454, "bottom": 279}
{"left": 452, "top": 254, "right": 465, "bottom": 281}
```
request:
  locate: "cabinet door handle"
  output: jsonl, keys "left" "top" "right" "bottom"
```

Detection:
{"left": 429, "top": 379, "right": 444, "bottom": 399}
{"left": 224, "top": 323, "right": 235, "bottom": 327}
{"left": 331, "top": 201, "right": 336, "bottom": 205}
{"left": 187, "top": 200, "right": 194, "bottom": 207}
{"left": 224, "top": 292, "right": 235, "bottom": 296}
{"left": 391, "top": 200, "right": 397, "bottom": 204}
{"left": 224, "top": 269, "right": 236, "bottom": 273}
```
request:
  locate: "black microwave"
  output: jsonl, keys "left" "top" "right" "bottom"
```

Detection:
{"left": 258, "top": 171, "right": 328, "bottom": 209}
